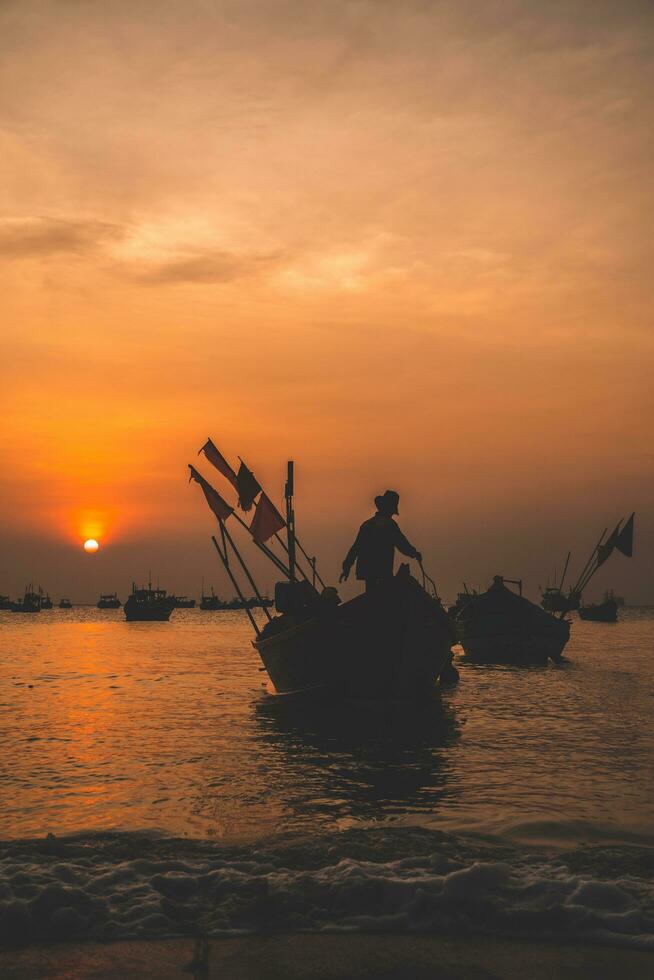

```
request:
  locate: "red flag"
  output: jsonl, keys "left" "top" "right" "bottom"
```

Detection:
{"left": 236, "top": 461, "right": 261, "bottom": 512}
{"left": 188, "top": 465, "right": 234, "bottom": 522}
{"left": 615, "top": 512, "right": 634, "bottom": 557}
{"left": 199, "top": 439, "right": 238, "bottom": 490}
{"left": 249, "top": 492, "right": 286, "bottom": 544}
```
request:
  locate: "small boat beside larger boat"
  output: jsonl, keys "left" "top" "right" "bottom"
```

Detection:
{"left": 455, "top": 576, "right": 570, "bottom": 665}
{"left": 97, "top": 593, "right": 121, "bottom": 609}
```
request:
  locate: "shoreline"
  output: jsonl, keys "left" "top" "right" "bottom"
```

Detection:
{"left": 1, "top": 934, "right": 653, "bottom": 980}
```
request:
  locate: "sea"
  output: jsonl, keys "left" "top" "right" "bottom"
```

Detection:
{"left": 1, "top": 606, "right": 653, "bottom": 949}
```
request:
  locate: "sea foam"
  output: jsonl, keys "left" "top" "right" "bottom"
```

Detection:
{"left": 1, "top": 828, "right": 653, "bottom": 949}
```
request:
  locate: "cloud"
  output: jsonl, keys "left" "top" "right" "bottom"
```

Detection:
{"left": 0, "top": 217, "right": 123, "bottom": 259}
{"left": 121, "top": 248, "right": 282, "bottom": 285}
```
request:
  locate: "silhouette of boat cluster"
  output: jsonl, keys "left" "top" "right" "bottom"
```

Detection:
{"left": 183, "top": 440, "right": 637, "bottom": 697}
{"left": 2, "top": 449, "right": 636, "bottom": 703}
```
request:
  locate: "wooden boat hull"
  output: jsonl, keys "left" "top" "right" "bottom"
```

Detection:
{"left": 457, "top": 578, "right": 570, "bottom": 665}
{"left": 459, "top": 630, "right": 569, "bottom": 665}
{"left": 124, "top": 603, "right": 173, "bottom": 622}
{"left": 254, "top": 571, "right": 456, "bottom": 701}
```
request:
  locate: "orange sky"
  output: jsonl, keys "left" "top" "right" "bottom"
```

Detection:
{"left": 1, "top": 0, "right": 653, "bottom": 602}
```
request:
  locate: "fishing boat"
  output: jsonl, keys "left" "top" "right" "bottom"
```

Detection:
{"left": 40, "top": 592, "right": 53, "bottom": 609}
{"left": 540, "top": 587, "right": 580, "bottom": 614}
{"left": 0, "top": 595, "right": 12, "bottom": 610}
{"left": 97, "top": 593, "right": 121, "bottom": 609}
{"left": 447, "top": 587, "right": 479, "bottom": 619}
{"left": 10, "top": 586, "right": 42, "bottom": 614}
{"left": 256, "top": 565, "right": 457, "bottom": 699}
{"left": 539, "top": 551, "right": 580, "bottom": 613}
{"left": 189, "top": 452, "right": 457, "bottom": 701}
{"left": 456, "top": 576, "right": 570, "bottom": 665}
{"left": 58, "top": 598, "right": 73, "bottom": 609}
{"left": 200, "top": 587, "right": 226, "bottom": 611}
{"left": 579, "top": 590, "right": 619, "bottom": 623}
{"left": 124, "top": 580, "right": 175, "bottom": 622}
{"left": 171, "top": 595, "right": 196, "bottom": 608}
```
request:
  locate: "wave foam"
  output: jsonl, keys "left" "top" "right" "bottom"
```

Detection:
{"left": 1, "top": 828, "right": 653, "bottom": 949}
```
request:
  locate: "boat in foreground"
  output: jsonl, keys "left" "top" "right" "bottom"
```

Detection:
{"left": 456, "top": 576, "right": 570, "bottom": 665}
{"left": 255, "top": 565, "right": 457, "bottom": 700}
{"left": 579, "top": 590, "right": 619, "bottom": 622}
{"left": 124, "top": 581, "right": 175, "bottom": 621}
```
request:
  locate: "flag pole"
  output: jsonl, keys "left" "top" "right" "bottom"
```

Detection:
{"left": 211, "top": 531, "right": 261, "bottom": 635}
{"left": 570, "top": 527, "right": 607, "bottom": 597}
{"left": 285, "top": 461, "right": 296, "bottom": 582}
{"left": 220, "top": 522, "right": 273, "bottom": 622}
{"left": 558, "top": 551, "right": 571, "bottom": 593}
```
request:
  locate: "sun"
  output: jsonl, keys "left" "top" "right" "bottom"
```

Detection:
{"left": 83, "top": 539, "right": 99, "bottom": 553}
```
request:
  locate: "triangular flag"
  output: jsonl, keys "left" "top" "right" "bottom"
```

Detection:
{"left": 199, "top": 439, "right": 239, "bottom": 490}
{"left": 188, "top": 465, "right": 234, "bottom": 522}
{"left": 249, "top": 492, "right": 286, "bottom": 544}
{"left": 615, "top": 512, "right": 635, "bottom": 557}
{"left": 236, "top": 461, "right": 261, "bottom": 512}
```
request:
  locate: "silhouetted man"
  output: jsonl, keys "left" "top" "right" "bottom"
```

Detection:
{"left": 339, "top": 490, "right": 422, "bottom": 592}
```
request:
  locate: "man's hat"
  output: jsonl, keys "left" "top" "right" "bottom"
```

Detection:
{"left": 375, "top": 490, "right": 400, "bottom": 515}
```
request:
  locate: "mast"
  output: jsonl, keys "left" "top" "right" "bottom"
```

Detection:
{"left": 285, "top": 460, "right": 296, "bottom": 582}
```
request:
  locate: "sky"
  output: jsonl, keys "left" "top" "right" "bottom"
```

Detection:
{"left": 1, "top": 0, "right": 653, "bottom": 603}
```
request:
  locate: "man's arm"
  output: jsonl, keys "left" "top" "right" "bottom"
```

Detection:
{"left": 340, "top": 533, "right": 360, "bottom": 582}
{"left": 393, "top": 524, "right": 422, "bottom": 562}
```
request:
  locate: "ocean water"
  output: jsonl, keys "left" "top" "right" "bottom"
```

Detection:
{"left": 1, "top": 607, "right": 653, "bottom": 948}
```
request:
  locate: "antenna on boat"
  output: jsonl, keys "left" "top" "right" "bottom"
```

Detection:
{"left": 559, "top": 551, "right": 571, "bottom": 592}
{"left": 285, "top": 460, "right": 296, "bottom": 582}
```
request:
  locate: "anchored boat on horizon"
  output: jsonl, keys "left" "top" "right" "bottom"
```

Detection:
{"left": 97, "top": 593, "right": 121, "bottom": 609}
{"left": 124, "top": 579, "right": 175, "bottom": 622}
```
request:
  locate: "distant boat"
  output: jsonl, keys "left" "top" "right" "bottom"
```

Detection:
{"left": 539, "top": 551, "right": 579, "bottom": 613}
{"left": 40, "top": 593, "right": 53, "bottom": 609}
{"left": 540, "top": 587, "right": 581, "bottom": 614}
{"left": 59, "top": 598, "right": 73, "bottom": 609}
{"left": 615, "top": 595, "right": 626, "bottom": 607}
{"left": 97, "top": 593, "right": 121, "bottom": 609}
{"left": 171, "top": 595, "right": 196, "bottom": 608}
{"left": 0, "top": 595, "right": 12, "bottom": 610}
{"left": 447, "top": 587, "right": 479, "bottom": 619}
{"left": 579, "top": 590, "right": 619, "bottom": 623}
{"left": 10, "top": 586, "right": 42, "bottom": 614}
{"left": 124, "top": 580, "right": 175, "bottom": 622}
{"left": 456, "top": 576, "right": 570, "bottom": 665}
{"left": 200, "top": 587, "right": 226, "bottom": 611}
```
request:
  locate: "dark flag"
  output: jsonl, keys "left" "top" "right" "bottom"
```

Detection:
{"left": 615, "top": 512, "right": 635, "bottom": 557}
{"left": 188, "top": 465, "right": 234, "bottom": 522}
{"left": 249, "top": 492, "right": 286, "bottom": 544}
{"left": 199, "top": 439, "right": 239, "bottom": 490}
{"left": 236, "top": 461, "right": 261, "bottom": 512}
{"left": 596, "top": 519, "right": 623, "bottom": 566}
